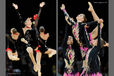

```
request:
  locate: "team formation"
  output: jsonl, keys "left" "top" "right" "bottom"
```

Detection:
{"left": 59, "top": 2, "right": 108, "bottom": 76}
{"left": 6, "top": 1, "right": 56, "bottom": 76}
{"left": 6, "top": 0, "right": 108, "bottom": 76}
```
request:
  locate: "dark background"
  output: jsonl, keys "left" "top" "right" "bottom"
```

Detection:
{"left": 6, "top": 0, "right": 56, "bottom": 76}
{"left": 58, "top": 0, "right": 108, "bottom": 76}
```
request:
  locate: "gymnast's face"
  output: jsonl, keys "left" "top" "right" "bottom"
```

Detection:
{"left": 76, "top": 14, "right": 85, "bottom": 22}
{"left": 67, "top": 36, "right": 73, "bottom": 45}
{"left": 25, "top": 18, "right": 32, "bottom": 27}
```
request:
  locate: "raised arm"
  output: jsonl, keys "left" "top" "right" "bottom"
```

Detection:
{"left": 85, "top": 19, "right": 103, "bottom": 27}
{"left": 60, "top": 4, "right": 76, "bottom": 25}
{"left": 12, "top": 3, "right": 24, "bottom": 25}
{"left": 34, "top": 2, "right": 45, "bottom": 28}
{"left": 60, "top": 4, "right": 70, "bottom": 17}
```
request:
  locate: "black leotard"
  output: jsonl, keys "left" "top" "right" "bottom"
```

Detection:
{"left": 38, "top": 36, "right": 48, "bottom": 53}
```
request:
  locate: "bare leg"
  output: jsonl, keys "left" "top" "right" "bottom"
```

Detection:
{"left": 88, "top": 2, "right": 99, "bottom": 21}
{"left": 44, "top": 48, "right": 56, "bottom": 58}
{"left": 88, "top": 2, "right": 104, "bottom": 39}
{"left": 26, "top": 47, "right": 37, "bottom": 72}
{"left": 36, "top": 52, "right": 42, "bottom": 76}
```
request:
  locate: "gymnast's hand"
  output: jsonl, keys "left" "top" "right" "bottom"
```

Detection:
{"left": 12, "top": 3, "right": 18, "bottom": 10}
{"left": 21, "top": 38, "right": 28, "bottom": 44}
{"left": 10, "top": 55, "right": 20, "bottom": 61}
{"left": 40, "top": 2, "right": 45, "bottom": 8}
{"left": 98, "top": 19, "right": 104, "bottom": 24}
{"left": 12, "top": 56, "right": 20, "bottom": 61}
{"left": 65, "top": 16, "right": 74, "bottom": 22}
{"left": 64, "top": 59, "right": 69, "bottom": 67}
{"left": 65, "top": 16, "right": 68, "bottom": 20}
{"left": 60, "top": 4, "right": 65, "bottom": 10}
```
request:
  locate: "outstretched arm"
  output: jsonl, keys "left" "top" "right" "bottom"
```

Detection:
{"left": 86, "top": 19, "right": 103, "bottom": 27}
{"left": 60, "top": 4, "right": 76, "bottom": 25}
{"left": 12, "top": 3, "right": 24, "bottom": 25}
{"left": 34, "top": 2, "right": 45, "bottom": 28}
{"left": 60, "top": 4, "right": 70, "bottom": 17}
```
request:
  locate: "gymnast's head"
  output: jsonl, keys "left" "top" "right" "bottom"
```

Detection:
{"left": 10, "top": 28, "right": 20, "bottom": 40}
{"left": 10, "top": 28, "right": 18, "bottom": 34}
{"left": 24, "top": 17, "right": 32, "bottom": 28}
{"left": 76, "top": 14, "right": 87, "bottom": 23}
{"left": 67, "top": 36, "right": 73, "bottom": 45}
{"left": 39, "top": 26, "right": 45, "bottom": 33}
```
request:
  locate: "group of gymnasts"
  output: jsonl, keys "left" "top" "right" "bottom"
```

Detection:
{"left": 6, "top": 1, "right": 109, "bottom": 76}
{"left": 6, "top": 2, "right": 56, "bottom": 76}
{"left": 60, "top": 2, "right": 109, "bottom": 76}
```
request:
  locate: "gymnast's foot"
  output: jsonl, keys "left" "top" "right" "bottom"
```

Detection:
{"left": 88, "top": 2, "right": 94, "bottom": 12}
